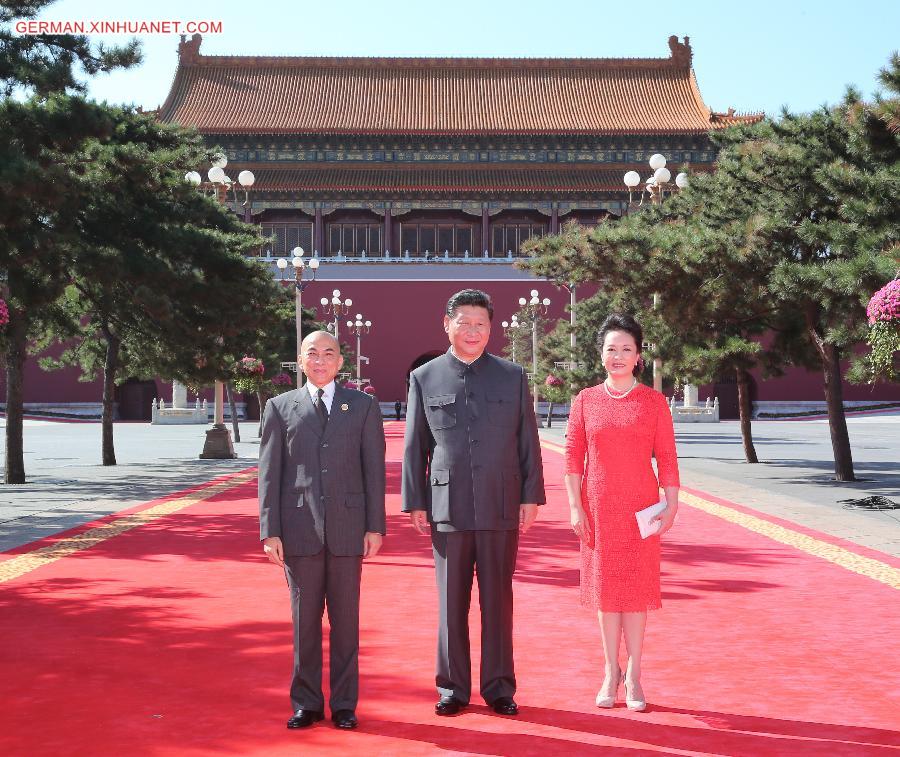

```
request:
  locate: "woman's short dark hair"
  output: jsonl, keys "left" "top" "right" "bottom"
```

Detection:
{"left": 597, "top": 313, "right": 644, "bottom": 376}
{"left": 446, "top": 289, "right": 494, "bottom": 320}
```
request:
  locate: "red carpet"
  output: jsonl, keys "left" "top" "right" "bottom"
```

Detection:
{"left": 1, "top": 421, "right": 898, "bottom": 755}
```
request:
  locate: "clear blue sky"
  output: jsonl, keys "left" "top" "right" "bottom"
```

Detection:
{"left": 25, "top": 0, "right": 900, "bottom": 117}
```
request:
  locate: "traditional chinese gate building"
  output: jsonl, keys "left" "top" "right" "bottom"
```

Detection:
{"left": 12, "top": 35, "right": 898, "bottom": 416}
{"left": 157, "top": 34, "right": 766, "bottom": 406}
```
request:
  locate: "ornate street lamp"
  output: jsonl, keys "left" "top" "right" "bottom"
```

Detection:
{"left": 623, "top": 155, "right": 688, "bottom": 392}
{"left": 560, "top": 282, "right": 577, "bottom": 366}
{"left": 623, "top": 154, "right": 688, "bottom": 207}
{"left": 276, "top": 249, "right": 320, "bottom": 388}
{"left": 517, "top": 289, "right": 551, "bottom": 418}
{"left": 501, "top": 314, "right": 527, "bottom": 365}
{"left": 345, "top": 314, "right": 372, "bottom": 387}
{"left": 320, "top": 289, "right": 352, "bottom": 341}
{"left": 186, "top": 154, "right": 255, "bottom": 460}
{"left": 184, "top": 153, "right": 256, "bottom": 222}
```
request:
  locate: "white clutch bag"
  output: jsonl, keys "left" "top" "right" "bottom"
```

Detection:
{"left": 635, "top": 500, "right": 667, "bottom": 539}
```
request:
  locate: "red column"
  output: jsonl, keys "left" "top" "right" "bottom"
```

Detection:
{"left": 551, "top": 205, "right": 559, "bottom": 234}
{"left": 314, "top": 207, "right": 324, "bottom": 256}
{"left": 481, "top": 206, "right": 490, "bottom": 256}
{"left": 384, "top": 210, "right": 392, "bottom": 256}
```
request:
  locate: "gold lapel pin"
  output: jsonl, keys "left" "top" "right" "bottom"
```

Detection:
{"left": 341, "top": 403, "right": 349, "bottom": 411}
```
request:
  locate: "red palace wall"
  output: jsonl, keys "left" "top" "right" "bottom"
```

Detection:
{"left": 19, "top": 354, "right": 104, "bottom": 403}
{"left": 7, "top": 277, "right": 900, "bottom": 411}
{"left": 751, "top": 364, "right": 899, "bottom": 402}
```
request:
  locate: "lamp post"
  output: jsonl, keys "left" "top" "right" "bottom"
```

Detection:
{"left": 517, "top": 289, "right": 551, "bottom": 418}
{"left": 623, "top": 153, "right": 688, "bottom": 209}
{"left": 623, "top": 155, "right": 688, "bottom": 392}
{"left": 320, "top": 289, "right": 352, "bottom": 341}
{"left": 276, "top": 249, "right": 320, "bottom": 388}
{"left": 345, "top": 314, "right": 372, "bottom": 387}
{"left": 186, "top": 154, "right": 254, "bottom": 460}
{"left": 501, "top": 314, "right": 526, "bottom": 364}
{"left": 184, "top": 153, "right": 256, "bottom": 222}
{"left": 559, "top": 282, "right": 577, "bottom": 357}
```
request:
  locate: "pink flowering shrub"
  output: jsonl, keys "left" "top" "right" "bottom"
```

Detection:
{"left": 363, "top": 385, "right": 376, "bottom": 395}
{"left": 238, "top": 356, "right": 265, "bottom": 375}
{"left": 867, "top": 279, "right": 900, "bottom": 324}
{"left": 0, "top": 299, "right": 9, "bottom": 330}
{"left": 233, "top": 356, "right": 266, "bottom": 394}
{"left": 269, "top": 371, "right": 295, "bottom": 395}
{"left": 866, "top": 280, "right": 900, "bottom": 381}
{"left": 545, "top": 373, "right": 564, "bottom": 388}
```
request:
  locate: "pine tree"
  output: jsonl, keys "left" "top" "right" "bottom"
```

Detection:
{"left": 0, "top": 2, "right": 140, "bottom": 482}
{"left": 714, "top": 104, "right": 895, "bottom": 480}
{"left": 836, "top": 54, "right": 900, "bottom": 384}
{"left": 35, "top": 107, "right": 283, "bottom": 465}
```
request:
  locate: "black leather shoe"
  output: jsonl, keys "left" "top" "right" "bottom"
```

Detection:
{"left": 491, "top": 697, "right": 519, "bottom": 716}
{"left": 435, "top": 695, "right": 466, "bottom": 716}
{"left": 332, "top": 709, "right": 358, "bottom": 729}
{"left": 287, "top": 709, "right": 324, "bottom": 729}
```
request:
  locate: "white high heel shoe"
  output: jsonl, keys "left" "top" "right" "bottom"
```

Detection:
{"left": 595, "top": 671, "right": 623, "bottom": 708}
{"left": 623, "top": 677, "right": 647, "bottom": 712}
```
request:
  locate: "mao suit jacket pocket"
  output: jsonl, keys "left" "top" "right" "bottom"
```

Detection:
{"left": 425, "top": 393, "right": 457, "bottom": 430}
{"left": 429, "top": 468, "right": 451, "bottom": 522}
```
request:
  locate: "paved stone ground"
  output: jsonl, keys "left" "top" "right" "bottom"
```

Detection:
{"left": 2, "top": 411, "right": 898, "bottom": 556}
{"left": 541, "top": 409, "right": 900, "bottom": 557}
{"left": 0, "top": 419, "right": 262, "bottom": 552}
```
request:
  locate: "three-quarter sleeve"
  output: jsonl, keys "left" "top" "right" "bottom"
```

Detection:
{"left": 653, "top": 394, "right": 680, "bottom": 488}
{"left": 565, "top": 390, "right": 587, "bottom": 475}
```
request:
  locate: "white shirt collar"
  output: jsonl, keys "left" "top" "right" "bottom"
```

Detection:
{"left": 306, "top": 379, "right": 336, "bottom": 412}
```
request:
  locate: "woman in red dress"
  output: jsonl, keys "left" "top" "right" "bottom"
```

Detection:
{"left": 565, "top": 313, "right": 679, "bottom": 712}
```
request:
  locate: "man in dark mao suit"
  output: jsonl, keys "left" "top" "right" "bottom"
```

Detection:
{"left": 402, "top": 289, "right": 545, "bottom": 717}
{"left": 259, "top": 330, "right": 385, "bottom": 731}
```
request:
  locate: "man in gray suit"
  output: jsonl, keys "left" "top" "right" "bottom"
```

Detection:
{"left": 259, "top": 330, "right": 386, "bottom": 731}
{"left": 402, "top": 289, "right": 545, "bottom": 717}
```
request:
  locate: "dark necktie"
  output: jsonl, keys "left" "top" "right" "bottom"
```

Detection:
{"left": 314, "top": 387, "right": 329, "bottom": 428}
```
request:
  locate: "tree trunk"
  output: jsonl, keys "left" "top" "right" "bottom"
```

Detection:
{"left": 4, "top": 295, "right": 27, "bottom": 484}
{"left": 822, "top": 343, "right": 855, "bottom": 481}
{"left": 805, "top": 307, "right": 855, "bottom": 481}
{"left": 226, "top": 381, "right": 240, "bottom": 443}
{"left": 100, "top": 327, "right": 119, "bottom": 466}
{"left": 736, "top": 366, "right": 758, "bottom": 464}
{"left": 546, "top": 401, "right": 554, "bottom": 428}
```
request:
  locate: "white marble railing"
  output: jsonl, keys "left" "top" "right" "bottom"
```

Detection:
{"left": 669, "top": 384, "right": 720, "bottom": 423}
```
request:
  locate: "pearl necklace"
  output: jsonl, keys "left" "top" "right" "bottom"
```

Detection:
{"left": 604, "top": 377, "right": 638, "bottom": 399}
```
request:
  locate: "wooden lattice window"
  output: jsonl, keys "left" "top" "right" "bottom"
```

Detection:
{"left": 260, "top": 223, "right": 313, "bottom": 257}
{"left": 490, "top": 224, "right": 546, "bottom": 257}
{"left": 326, "top": 224, "right": 383, "bottom": 257}
{"left": 397, "top": 223, "right": 477, "bottom": 257}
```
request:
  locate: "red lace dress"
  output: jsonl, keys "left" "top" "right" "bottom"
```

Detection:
{"left": 565, "top": 383, "right": 680, "bottom": 612}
